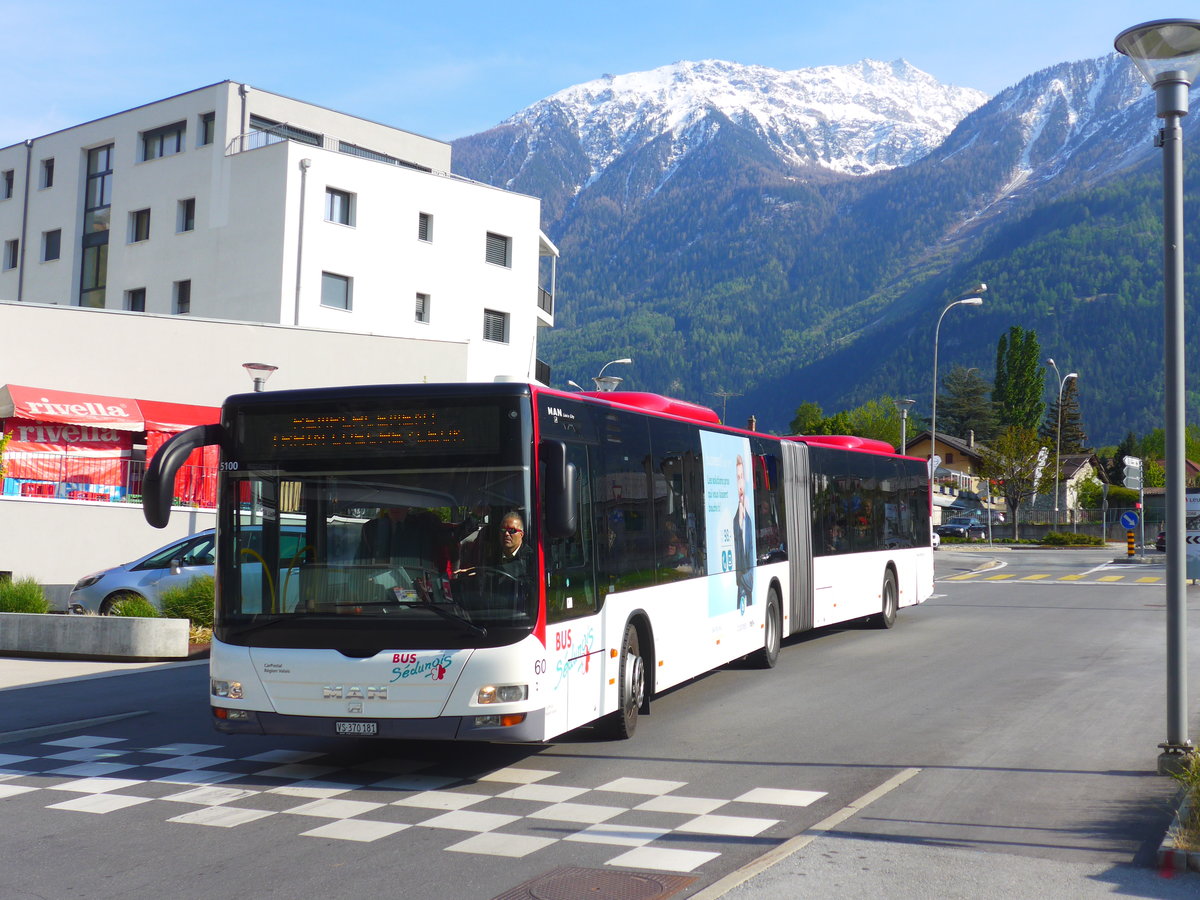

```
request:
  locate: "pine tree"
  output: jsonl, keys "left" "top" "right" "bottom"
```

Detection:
{"left": 938, "top": 365, "right": 999, "bottom": 442}
{"left": 1041, "top": 377, "right": 1091, "bottom": 455}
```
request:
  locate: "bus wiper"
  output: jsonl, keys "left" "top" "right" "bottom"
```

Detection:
{"left": 395, "top": 601, "right": 487, "bottom": 637}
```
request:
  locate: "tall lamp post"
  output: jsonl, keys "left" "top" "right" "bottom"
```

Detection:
{"left": 894, "top": 398, "right": 916, "bottom": 454}
{"left": 1115, "top": 18, "right": 1200, "bottom": 771}
{"left": 1045, "top": 359, "right": 1077, "bottom": 528}
{"left": 930, "top": 285, "right": 986, "bottom": 481}
{"left": 593, "top": 357, "right": 632, "bottom": 392}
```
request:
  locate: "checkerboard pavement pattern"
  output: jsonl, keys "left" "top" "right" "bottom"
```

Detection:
{"left": 0, "top": 735, "right": 828, "bottom": 873}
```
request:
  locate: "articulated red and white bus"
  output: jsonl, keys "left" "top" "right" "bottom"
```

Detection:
{"left": 143, "top": 382, "right": 933, "bottom": 741}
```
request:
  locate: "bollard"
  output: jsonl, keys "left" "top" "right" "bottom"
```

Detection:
{"left": 1127, "top": 530, "right": 1136, "bottom": 558}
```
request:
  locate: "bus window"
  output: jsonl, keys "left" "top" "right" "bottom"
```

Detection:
{"left": 751, "top": 438, "right": 786, "bottom": 563}
{"left": 595, "top": 411, "right": 655, "bottom": 593}
{"left": 652, "top": 419, "right": 705, "bottom": 582}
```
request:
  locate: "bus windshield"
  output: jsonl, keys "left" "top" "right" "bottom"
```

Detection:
{"left": 218, "top": 464, "right": 535, "bottom": 643}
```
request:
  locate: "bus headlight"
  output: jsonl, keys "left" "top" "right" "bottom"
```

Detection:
{"left": 211, "top": 679, "right": 244, "bottom": 700}
{"left": 477, "top": 684, "right": 528, "bottom": 704}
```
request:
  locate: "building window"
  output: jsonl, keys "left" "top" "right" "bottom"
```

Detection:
{"left": 79, "top": 244, "right": 107, "bottom": 307}
{"left": 415, "top": 292, "right": 430, "bottom": 323}
{"left": 485, "top": 232, "right": 511, "bottom": 267}
{"left": 125, "top": 288, "right": 146, "bottom": 312}
{"left": 418, "top": 212, "right": 433, "bottom": 242}
{"left": 129, "top": 208, "right": 151, "bottom": 243}
{"left": 177, "top": 198, "right": 196, "bottom": 233}
{"left": 2, "top": 170, "right": 12, "bottom": 200}
{"left": 945, "top": 453, "right": 955, "bottom": 464}
{"left": 321, "top": 272, "right": 351, "bottom": 310}
{"left": 174, "top": 279, "right": 191, "bottom": 315}
{"left": 39, "top": 158, "right": 54, "bottom": 189}
{"left": 325, "top": 188, "right": 354, "bottom": 226}
{"left": 84, "top": 145, "right": 113, "bottom": 236}
{"left": 199, "top": 112, "right": 215, "bottom": 146}
{"left": 141, "top": 121, "right": 186, "bottom": 161}
{"left": 3, "top": 239, "right": 17, "bottom": 270}
{"left": 42, "top": 229, "right": 61, "bottom": 262}
{"left": 483, "top": 309, "right": 509, "bottom": 343}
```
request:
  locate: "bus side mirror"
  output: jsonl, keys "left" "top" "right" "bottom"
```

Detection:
{"left": 143, "top": 424, "right": 225, "bottom": 528}
{"left": 541, "top": 440, "right": 578, "bottom": 539}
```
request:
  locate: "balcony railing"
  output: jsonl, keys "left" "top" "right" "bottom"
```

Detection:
{"left": 538, "top": 286, "right": 554, "bottom": 316}
{"left": 3, "top": 453, "right": 216, "bottom": 507}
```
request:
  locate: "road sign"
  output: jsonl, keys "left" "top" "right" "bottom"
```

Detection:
{"left": 1123, "top": 456, "right": 1143, "bottom": 490}
{"left": 1120, "top": 511, "right": 1139, "bottom": 529}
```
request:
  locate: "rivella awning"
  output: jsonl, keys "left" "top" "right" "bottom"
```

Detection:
{"left": 0, "top": 385, "right": 220, "bottom": 434}
{"left": 0, "top": 384, "right": 144, "bottom": 432}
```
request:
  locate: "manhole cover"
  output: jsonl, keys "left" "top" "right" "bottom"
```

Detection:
{"left": 492, "top": 866, "right": 696, "bottom": 900}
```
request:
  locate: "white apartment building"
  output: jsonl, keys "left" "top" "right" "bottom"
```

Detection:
{"left": 0, "top": 81, "right": 557, "bottom": 383}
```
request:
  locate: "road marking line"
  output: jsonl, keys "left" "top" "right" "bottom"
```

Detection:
{"left": 0, "top": 711, "right": 150, "bottom": 745}
{"left": 944, "top": 574, "right": 981, "bottom": 580}
{"left": 1137, "top": 577, "right": 1162, "bottom": 583}
{"left": 1097, "top": 575, "right": 1125, "bottom": 582}
{"left": 1020, "top": 574, "right": 1051, "bottom": 580}
{"left": 1060, "top": 574, "right": 1087, "bottom": 581}
{"left": 688, "top": 767, "right": 922, "bottom": 900}
{"left": 984, "top": 574, "right": 1015, "bottom": 580}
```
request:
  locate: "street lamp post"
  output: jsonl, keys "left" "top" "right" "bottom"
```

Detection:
{"left": 593, "top": 358, "right": 632, "bottom": 392}
{"left": 1045, "top": 359, "right": 1077, "bottom": 528}
{"left": 931, "top": 285, "right": 986, "bottom": 481}
{"left": 242, "top": 362, "right": 278, "bottom": 393}
{"left": 893, "top": 398, "right": 916, "bottom": 454}
{"left": 1115, "top": 18, "right": 1200, "bottom": 771}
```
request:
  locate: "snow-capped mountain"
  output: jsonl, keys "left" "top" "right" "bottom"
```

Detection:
{"left": 453, "top": 53, "right": 1175, "bottom": 443}
{"left": 500, "top": 58, "right": 987, "bottom": 186}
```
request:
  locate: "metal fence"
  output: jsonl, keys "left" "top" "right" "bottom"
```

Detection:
{"left": 2, "top": 452, "right": 217, "bottom": 507}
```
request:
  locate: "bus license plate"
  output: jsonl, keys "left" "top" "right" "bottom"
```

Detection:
{"left": 335, "top": 721, "right": 378, "bottom": 736}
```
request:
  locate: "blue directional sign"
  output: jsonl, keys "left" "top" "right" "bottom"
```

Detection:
{"left": 1120, "top": 511, "right": 1139, "bottom": 529}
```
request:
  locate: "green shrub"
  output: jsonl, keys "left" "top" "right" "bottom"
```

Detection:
{"left": 1041, "top": 532, "right": 1104, "bottom": 546}
{"left": 108, "top": 595, "right": 161, "bottom": 618}
{"left": 160, "top": 575, "right": 215, "bottom": 629}
{"left": 0, "top": 577, "right": 50, "bottom": 613}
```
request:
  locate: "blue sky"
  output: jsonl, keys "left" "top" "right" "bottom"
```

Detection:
{"left": 1, "top": 0, "right": 1182, "bottom": 145}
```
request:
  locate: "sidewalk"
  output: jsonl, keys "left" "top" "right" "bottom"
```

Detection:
{"left": 0, "top": 655, "right": 203, "bottom": 691}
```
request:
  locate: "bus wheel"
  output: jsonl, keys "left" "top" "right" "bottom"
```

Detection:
{"left": 875, "top": 570, "right": 898, "bottom": 629}
{"left": 607, "top": 623, "right": 644, "bottom": 739}
{"left": 749, "top": 590, "right": 782, "bottom": 668}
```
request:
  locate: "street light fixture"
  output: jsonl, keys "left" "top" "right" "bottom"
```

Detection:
{"left": 1045, "top": 358, "right": 1077, "bottom": 528}
{"left": 1115, "top": 17, "right": 1200, "bottom": 771}
{"left": 893, "top": 398, "right": 916, "bottom": 454}
{"left": 593, "top": 358, "right": 632, "bottom": 392}
{"left": 930, "top": 285, "right": 986, "bottom": 482}
{"left": 242, "top": 362, "right": 278, "bottom": 392}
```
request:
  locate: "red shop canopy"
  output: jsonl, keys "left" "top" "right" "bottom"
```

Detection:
{"left": 0, "top": 384, "right": 144, "bottom": 431}
{"left": 0, "top": 385, "right": 218, "bottom": 435}
{"left": 140, "top": 399, "right": 220, "bottom": 434}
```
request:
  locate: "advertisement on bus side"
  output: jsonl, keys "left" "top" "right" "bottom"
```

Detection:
{"left": 700, "top": 432, "right": 756, "bottom": 617}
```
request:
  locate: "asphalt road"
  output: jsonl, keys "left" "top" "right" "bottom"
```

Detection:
{"left": 1, "top": 547, "right": 1197, "bottom": 899}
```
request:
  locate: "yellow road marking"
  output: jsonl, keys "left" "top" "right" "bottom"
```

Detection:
{"left": 1136, "top": 577, "right": 1162, "bottom": 583}
{"left": 1021, "top": 574, "right": 1051, "bottom": 580}
{"left": 945, "top": 573, "right": 981, "bottom": 580}
{"left": 1097, "top": 575, "right": 1125, "bottom": 582}
{"left": 1060, "top": 574, "right": 1087, "bottom": 581}
{"left": 984, "top": 574, "right": 1015, "bottom": 581}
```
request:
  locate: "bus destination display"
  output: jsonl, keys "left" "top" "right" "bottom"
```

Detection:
{"left": 239, "top": 406, "right": 501, "bottom": 460}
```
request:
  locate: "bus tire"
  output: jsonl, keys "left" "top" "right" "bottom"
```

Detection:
{"left": 605, "top": 623, "right": 645, "bottom": 739}
{"left": 749, "top": 590, "right": 782, "bottom": 668}
{"left": 874, "top": 570, "right": 898, "bottom": 629}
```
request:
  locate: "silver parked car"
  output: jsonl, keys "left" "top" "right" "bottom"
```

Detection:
{"left": 71, "top": 527, "right": 308, "bottom": 614}
{"left": 70, "top": 530, "right": 219, "bottom": 614}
